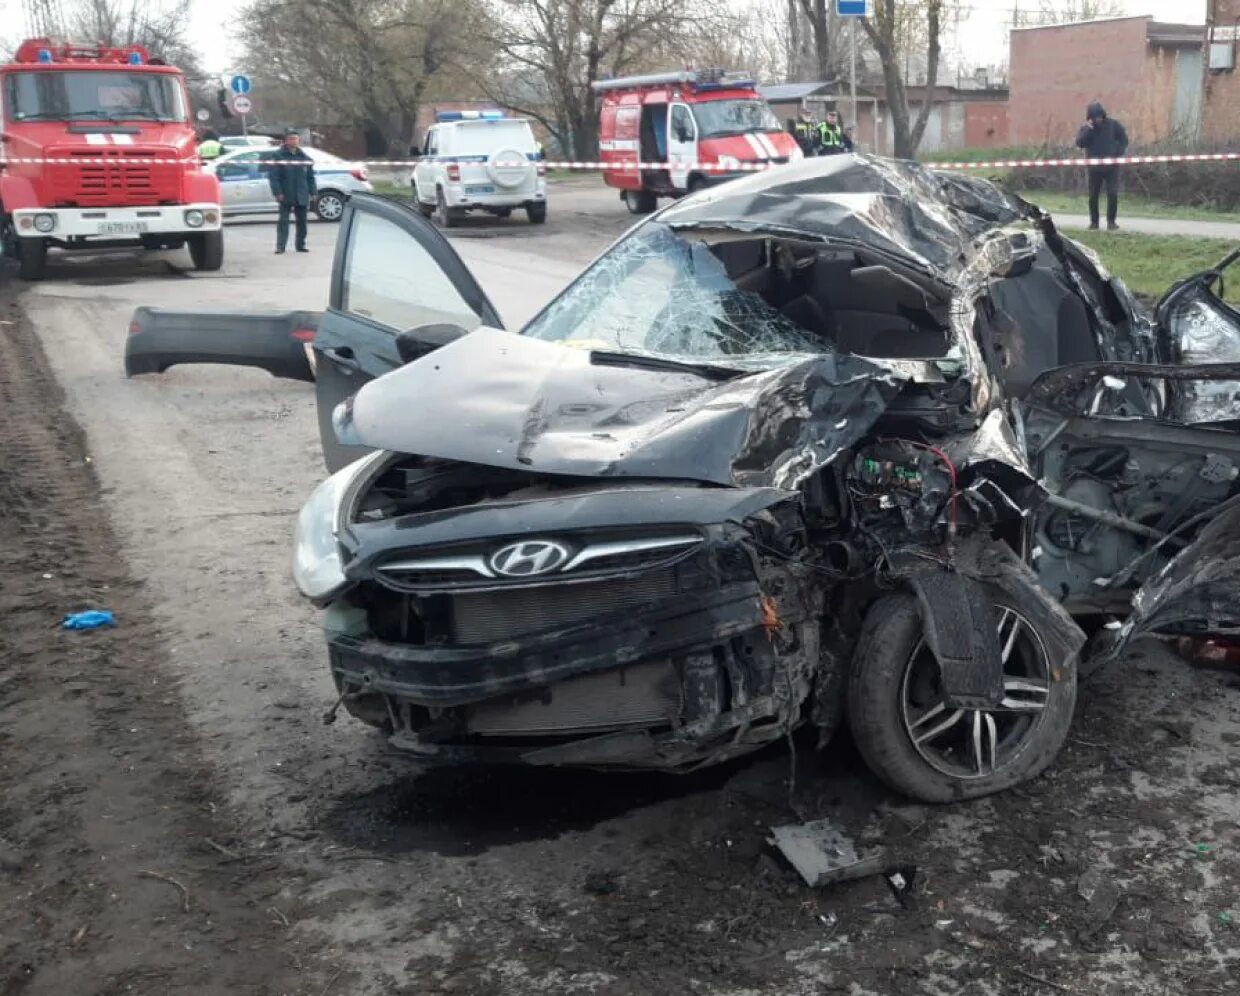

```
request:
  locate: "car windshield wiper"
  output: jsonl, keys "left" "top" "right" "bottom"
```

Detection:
{"left": 589, "top": 349, "right": 746, "bottom": 381}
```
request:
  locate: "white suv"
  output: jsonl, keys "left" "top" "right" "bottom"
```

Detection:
{"left": 412, "top": 112, "right": 546, "bottom": 226}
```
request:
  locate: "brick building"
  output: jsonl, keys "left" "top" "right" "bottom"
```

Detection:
{"left": 1008, "top": 16, "right": 1204, "bottom": 147}
{"left": 1203, "top": 0, "right": 1240, "bottom": 142}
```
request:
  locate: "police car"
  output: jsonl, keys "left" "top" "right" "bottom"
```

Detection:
{"left": 412, "top": 111, "right": 546, "bottom": 226}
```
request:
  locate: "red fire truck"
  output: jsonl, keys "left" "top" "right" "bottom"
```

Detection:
{"left": 592, "top": 69, "right": 802, "bottom": 215}
{"left": 0, "top": 38, "right": 223, "bottom": 280}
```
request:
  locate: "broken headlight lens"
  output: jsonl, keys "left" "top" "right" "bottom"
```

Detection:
{"left": 292, "top": 452, "right": 385, "bottom": 601}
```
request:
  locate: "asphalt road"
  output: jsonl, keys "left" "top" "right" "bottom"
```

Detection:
{"left": 8, "top": 181, "right": 1240, "bottom": 995}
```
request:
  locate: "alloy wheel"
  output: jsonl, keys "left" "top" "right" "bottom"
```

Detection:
{"left": 900, "top": 606, "right": 1052, "bottom": 780}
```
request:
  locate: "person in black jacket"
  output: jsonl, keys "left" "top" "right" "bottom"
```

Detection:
{"left": 1075, "top": 101, "right": 1128, "bottom": 230}
{"left": 267, "top": 130, "right": 317, "bottom": 254}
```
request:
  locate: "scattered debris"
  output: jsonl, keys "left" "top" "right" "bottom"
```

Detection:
{"left": 203, "top": 836, "right": 240, "bottom": 859}
{"left": 1178, "top": 636, "right": 1240, "bottom": 667}
{"left": 62, "top": 610, "right": 115, "bottom": 630}
{"left": 138, "top": 869, "right": 190, "bottom": 913}
{"left": 883, "top": 864, "right": 919, "bottom": 908}
{"left": 768, "top": 819, "right": 889, "bottom": 888}
{"left": 1076, "top": 867, "right": 1121, "bottom": 934}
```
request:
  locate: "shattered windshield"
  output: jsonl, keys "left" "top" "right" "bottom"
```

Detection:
{"left": 521, "top": 223, "right": 831, "bottom": 368}
{"left": 692, "top": 99, "right": 782, "bottom": 138}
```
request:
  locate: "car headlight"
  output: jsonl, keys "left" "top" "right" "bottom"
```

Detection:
{"left": 184, "top": 209, "right": 204, "bottom": 227}
{"left": 34, "top": 213, "right": 55, "bottom": 232}
{"left": 292, "top": 451, "right": 387, "bottom": 601}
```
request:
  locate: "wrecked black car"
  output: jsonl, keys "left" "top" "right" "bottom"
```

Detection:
{"left": 125, "top": 156, "right": 1240, "bottom": 802}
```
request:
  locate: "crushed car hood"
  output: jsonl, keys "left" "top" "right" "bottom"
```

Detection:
{"left": 333, "top": 327, "right": 905, "bottom": 488}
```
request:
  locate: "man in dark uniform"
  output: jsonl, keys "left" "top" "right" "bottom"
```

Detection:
{"left": 791, "top": 107, "right": 818, "bottom": 157}
{"left": 267, "top": 130, "right": 317, "bottom": 254}
{"left": 1075, "top": 102, "right": 1129, "bottom": 230}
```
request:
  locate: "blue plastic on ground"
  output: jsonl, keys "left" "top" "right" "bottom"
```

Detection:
{"left": 62, "top": 610, "right": 115, "bottom": 630}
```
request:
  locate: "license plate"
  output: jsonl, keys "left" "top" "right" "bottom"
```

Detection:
{"left": 464, "top": 185, "right": 495, "bottom": 195}
{"left": 97, "top": 221, "right": 148, "bottom": 235}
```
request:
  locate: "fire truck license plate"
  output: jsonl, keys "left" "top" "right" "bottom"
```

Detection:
{"left": 97, "top": 221, "right": 148, "bottom": 234}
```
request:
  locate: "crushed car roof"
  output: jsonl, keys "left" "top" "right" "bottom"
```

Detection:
{"left": 655, "top": 154, "right": 1029, "bottom": 278}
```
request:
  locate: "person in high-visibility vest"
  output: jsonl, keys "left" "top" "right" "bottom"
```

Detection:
{"left": 816, "top": 111, "right": 852, "bottom": 155}
{"left": 791, "top": 108, "right": 817, "bottom": 157}
{"left": 197, "top": 129, "right": 223, "bottom": 160}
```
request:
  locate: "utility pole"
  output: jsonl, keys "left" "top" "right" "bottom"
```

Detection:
{"left": 850, "top": 17, "right": 857, "bottom": 139}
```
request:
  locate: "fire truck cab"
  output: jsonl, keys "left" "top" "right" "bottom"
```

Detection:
{"left": 592, "top": 69, "right": 801, "bottom": 215}
{"left": 0, "top": 38, "right": 223, "bottom": 280}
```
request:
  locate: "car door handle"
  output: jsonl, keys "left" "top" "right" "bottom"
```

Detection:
{"left": 320, "top": 345, "right": 361, "bottom": 373}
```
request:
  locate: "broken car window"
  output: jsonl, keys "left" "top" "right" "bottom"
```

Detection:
{"left": 521, "top": 224, "right": 831, "bottom": 368}
{"left": 343, "top": 212, "right": 480, "bottom": 333}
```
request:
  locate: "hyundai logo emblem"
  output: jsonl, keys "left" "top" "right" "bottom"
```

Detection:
{"left": 489, "top": 539, "right": 570, "bottom": 577}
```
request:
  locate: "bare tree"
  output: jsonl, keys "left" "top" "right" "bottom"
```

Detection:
{"left": 482, "top": 0, "right": 721, "bottom": 159}
{"left": 1029, "top": 0, "right": 1124, "bottom": 25}
{"left": 15, "top": 0, "right": 204, "bottom": 76}
{"left": 861, "top": 0, "right": 945, "bottom": 158}
{"left": 240, "top": 0, "right": 488, "bottom": 154}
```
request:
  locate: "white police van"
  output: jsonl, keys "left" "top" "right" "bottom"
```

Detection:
{"left": 412, "top": 111, "right": 547, "bottom": 227}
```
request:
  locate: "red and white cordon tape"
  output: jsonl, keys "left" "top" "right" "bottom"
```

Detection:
{"left": 1, "top": 151, "right": 1239, "bottom": 170}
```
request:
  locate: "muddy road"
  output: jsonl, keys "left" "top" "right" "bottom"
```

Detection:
{"left": 2, "top": 182, "right": 1239, "bottom": 995}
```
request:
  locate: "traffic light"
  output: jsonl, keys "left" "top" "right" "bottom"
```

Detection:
{"left": 217, "top": 87, "right": 233, "bottom": 119}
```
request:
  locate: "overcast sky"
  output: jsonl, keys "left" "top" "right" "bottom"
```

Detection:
{"left": 188, "top": 0, "right": 1207, "bottom": 76}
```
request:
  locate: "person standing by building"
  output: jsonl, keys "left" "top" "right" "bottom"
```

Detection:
{"left": 267, "top": 130, "right": 317, "bottom": 254}
{"left": 1075, "top": 102, "right": 1128, "bottom": 230}
{"left": 792, "top": 107, "right": 818, "bottom": 157}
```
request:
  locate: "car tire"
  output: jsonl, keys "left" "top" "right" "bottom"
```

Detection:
{"left": 623, "top": 189, "right": 657, "bottom": 215}
{"left": 188, "top": 230, "right": 224, "bottom": 271}
{"left": 526, "top": 201, "right": 547, "bottom": 225}
{"left": 435, "top": 188, "right": 460, "bottom": 228}
{"left": 846, "top": 590, "right": 1076, "bottom": 803}
{"left": 314, "top": 190, "right": 346, "bottom": 222}
{"left": 17, "top": 238, "right": 48, "bottom": 281}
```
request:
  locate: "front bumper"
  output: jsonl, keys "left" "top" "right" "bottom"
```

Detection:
{"left": 327, "top": 578, "right": 818, "bottom": 770}
{"left": 12, "top": 203, "right": 222, "bottom": 240}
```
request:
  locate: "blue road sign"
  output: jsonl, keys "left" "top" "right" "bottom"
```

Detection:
{"left": 229, "top": 74, "right": 252, "bottom": 95}
{"left": 836, "top": 0, "right": 866, "bottom": 14}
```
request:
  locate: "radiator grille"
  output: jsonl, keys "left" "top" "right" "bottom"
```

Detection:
{"left": 449, "top": 570, "right": 679, "bottom": 645}
{"left": 47, "top": 147, "right": 182, "bottom": 207}
{"left": 465, "top": 659, "right": 680, "bottom": 735}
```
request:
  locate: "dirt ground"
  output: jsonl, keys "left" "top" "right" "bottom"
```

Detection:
{"left": 3, "top": 186, "right": 1240, "bottom": 994}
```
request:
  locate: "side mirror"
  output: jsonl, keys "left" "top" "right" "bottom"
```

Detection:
{"left": 395, "top": 323, "right": 470, "bottom": 364}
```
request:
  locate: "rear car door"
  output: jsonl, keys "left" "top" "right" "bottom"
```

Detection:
{"left": 314, "top": 193, "right": 504, "bottom": 471}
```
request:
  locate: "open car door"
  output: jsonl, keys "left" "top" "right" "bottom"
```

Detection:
{"left": 315, "top": 193, "right": 503, "bottom": 471}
